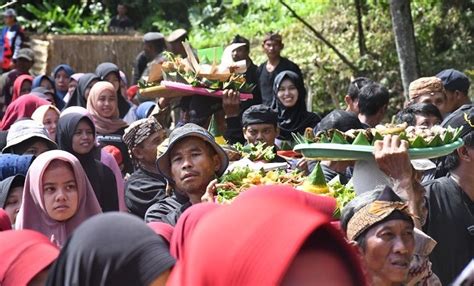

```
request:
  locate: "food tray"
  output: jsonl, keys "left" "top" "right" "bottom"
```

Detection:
{"left": 293, "top": 139, "right": 464, "bottom": 161}
{"left": 139, "top": 85, "right": 190, "bottom": 99}
{"left": 161, "top": 81, "right": 253, "bottom": 101}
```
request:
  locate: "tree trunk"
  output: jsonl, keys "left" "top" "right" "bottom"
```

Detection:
{"left": 389, "top": 0, "right": 419, "bottom": 100}
{"left": 355, "top": 0, "right": 367, "bottom": 57}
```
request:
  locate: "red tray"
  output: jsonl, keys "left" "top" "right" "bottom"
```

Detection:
{"left": 161, "top": 80, "right": 253, "bottom": 101}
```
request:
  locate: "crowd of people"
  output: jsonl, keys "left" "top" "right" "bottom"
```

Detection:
{"left": 0, "top": 6, "right": 473, "bottom": 286}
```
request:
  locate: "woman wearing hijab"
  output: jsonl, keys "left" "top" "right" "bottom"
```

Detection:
{"left": 170, "top": 185, "right": 367, "bottom": 285}
{"left": 95, "top": 62, "right": 132, "bottom": 119}
{"left": 56, "top": 112, "right": 119, "bottom": 212}
{"left": 62, "top": 72, "right": 83, "bottom": 104}
{"left": 87, "top": 81, "right": 133, "bottom": 174}
{"left": 0, "top": 94, "right": 49, "bottom": 130}
{"left": 32, "top": 104, "right": 60, "bottom": 141}
{"left": 52, "top": 64, "right": 74, "bottom": 101}
{"left": 64, "top": 73, "right": 99, "bottom": 109}
{"left": 0, "top": 174, "right": 24, "bottom": 226}
{"left": 32, "top": 74, "right": 55, "bottom": 90}
{"left": 11, "top": 74, "right": 33, "bottom": 102}
{"left": 46, "top": 212, "right": 176, "bottom": 286}
{"left": 0, "top": 229, "right": 60, "bottom": 286}
{"left": 61, "top": 106, "right": 127, "bottom": 211}
{"left": 136, "top": 101, "right": 157, "bottom": 120}
{"left": 271, "top": 70, "right": 321, "bottom": 143}
{"left": 15, "top": 150, "right": 102, "bottom": 246}
{"left": 341, "top": 186, "right": 421, "bottom": 286}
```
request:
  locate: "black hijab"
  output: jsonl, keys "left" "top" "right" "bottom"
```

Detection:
{"left": 271, "top": 70, "right": 321, "bottom": 140}
{"left": 46, "top": 212, "right": 175, "bottom": 286}
{"left": 95, "top": 63, "right": 131, "bottom": 118}
{"left": 56, "top": 113, "right": 119, "bottom": 211}
{"left": 0, "top": 175, "right": 25, "bottom": 208}
{"left": 64, "top": 73, "right": 100, "bottom": 109}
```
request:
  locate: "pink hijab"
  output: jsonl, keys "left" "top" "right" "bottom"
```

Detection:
{"left": 15, "top": 150, "right": 102, "bottom": 246}
{"left": 86, "top": 81, "right": 127, "bottom": 134}
{"left": 12, "top": 74, "right": 34, "bottom": 102}
{"left": 0, "top": 94, "right": 49, "bottom": 130}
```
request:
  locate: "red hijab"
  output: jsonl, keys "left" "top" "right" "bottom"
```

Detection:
{"left": 169, "top": 185, "right": 367, "bottom": 285}
{"left": 0, "top": 94, "right": 49, "bottom": 131}
{"left": 0, "top": 229, "right": 59, "bottom": 286}
{"left": 0, "top": 209, "right": 11, "bottom": 231}
{"left": 12, "top": 74, "right": 34, "bottom": 102}
{"left": 170, "top": 203, "right": 219, "bottom": 259}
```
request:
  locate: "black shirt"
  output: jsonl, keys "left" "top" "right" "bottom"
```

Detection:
{"left": 144, "top": 191, "right": 190, "bottom": 226}
{"left": 125, "top": 167, "right": 167, "bottom": 219}
{"left": 423, "top": 176, "right": 474, "bottom": 285}
{"left": 132, "top": 51, "right": 150, "bottom": 85}
{"left": 257, "top": 57, "right": 304, "bottom": 106}
{"left": 97, "top": 129, "right": 133, "bottom": 175}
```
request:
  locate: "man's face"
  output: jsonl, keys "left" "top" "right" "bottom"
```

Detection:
{"left": 243, "top": 123, "right": 278, "bottom": 148}
{"left": 414, "top": 114, "right": 440, "bottom": 128}
{"left": 232, "top": 46, "right": 249, "bottom": 62}
{"left": 262, "top": 40, "right": 282, "bottom": 59}
{"left": 117, "top": 5, "right": 126, "bottom": 16}
{"left": 134, "top": 130, "right": 166, "bottom": 168}
{"left": 413, "top": 92, "right": 447, "bottom": 115}
{"left": 16, "top": 58, "right": 33, "bottom": 73}
{"left": 144, "top": 42, "right": 156, "bottom": 59}
{"left": 169, "top": 137, "right": 221, "bottom": 197}
{"left": 3, "top": 15, "right": 14, "bottom": 26}
{"left": 167, "top": 41, "right": 186, "bottom": 58}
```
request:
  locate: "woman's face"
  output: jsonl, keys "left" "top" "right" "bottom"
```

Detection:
{"left": 105, "top": 72, "right": 120, "bottom": 93}
{"left": 55, "top": 69, "right": 70, "bottom": 92}
{"left": 20, "top": 80, "right": 32, "bottom": 96}
{"left": 72, "top": 119, "right": 95, "bottom": 155}
{"left": 361, "top": 219, "right": 415, "bottom": 285}
{"left": 277, "top": 78, "right": 299, "bottom": 108}
{"left": 3, "top": 186, "right": 23, "bottom": 225}
{"left": 43, "top": 109, "right": 59, "bottom": 141}
{"left": 40, "top": 78, "right": 53, "bottom": 90}
{"left": 68, "top": 79, "right": 78, "bottom": 96}
{"left": 84, "top": 79, "right": 99, "bottom": 100}
{"left": 96, "top": 89, "right": 117, "bottom": 119}
{"left": 42, "top": 160, "right": 79, "bottom": 222}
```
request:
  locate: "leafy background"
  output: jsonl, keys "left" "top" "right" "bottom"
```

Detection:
{"left": 8, "top": 0, "right": 474, "bottom": 115}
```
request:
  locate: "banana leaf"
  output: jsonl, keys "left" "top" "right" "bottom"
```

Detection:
{"left": 352, "top": 132, "right": 371, "bottom": 146}
{"left": 331, "top": 130, "right": 348, "bottom": 144}
{"left": 427, "top": 134, "right": 443, "bottom": 147}
{"left": 409, "top": 136, "right": 427, "bottom": 148}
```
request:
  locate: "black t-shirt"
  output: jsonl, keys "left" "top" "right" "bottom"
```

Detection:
{"left": 125, "top": 167, "right": 167, "bottom": 219}
{"left": 257, "top": 57, "right": 304, "bottom": 106}
{"left": 423, "top": 176, "right": 474, "bottom": 285}
{"left": 144, "top": 191, "right": 190, "bottom": 226}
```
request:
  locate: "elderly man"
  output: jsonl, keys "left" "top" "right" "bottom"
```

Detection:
{"left": 123, "top": 117, "right": 167, "bottom": 218}
{"left": 145, "top": 123, "right": 228, "bottom": 225}
{"left": 408, "top": 77, "right": 448, "bottom": 116}
{"left": 436, "top": 68, "right": 471, "bottom": 113}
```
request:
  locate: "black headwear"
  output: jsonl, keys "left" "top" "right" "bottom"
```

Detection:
{"left": 95, "top": 63, "right": 131, "bottom": 118}
{"left": 65, "top": 73, "right": 100, "bottom": 109}
{"left": 46, "top": 212, "right": 175, "bottom": 286}
{"left": 0, "top": 174, "right": 25, "bottom": 208}
{"left": 241, "top": 104, "right": 278, "bottom": 127}
{"left": 271, "top": 70, "right": 320, "bottom": 140}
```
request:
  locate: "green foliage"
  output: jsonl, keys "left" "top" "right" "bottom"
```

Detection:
{"left": 18, "top": 0, "right": 110, "bottom": 34}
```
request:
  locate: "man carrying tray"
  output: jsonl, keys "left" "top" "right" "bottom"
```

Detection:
{"left": 145, "top": 123, "right": 229, "bottom": 225}
{"left": 222, "top": 91, "right": 286, "bottom": 163}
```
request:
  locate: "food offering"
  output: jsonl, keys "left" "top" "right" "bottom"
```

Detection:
{"left": 293, "top": 123, "right": 464, "bottom": 160}
{"left": 233, "top": 142, "right": 276, "bottom": 162}
{"left": 138, "top": 42, "right": 254, "bottom": 100}
{"left": 215, "top": 162, "right": 355, "bottom": 217}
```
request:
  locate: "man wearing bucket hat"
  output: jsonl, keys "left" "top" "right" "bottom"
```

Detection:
{"left": 145, "top": 123, "right": 229, "bottom": 225}
{"left": 2, "top": 119, "right": 57, "bottom": 156}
